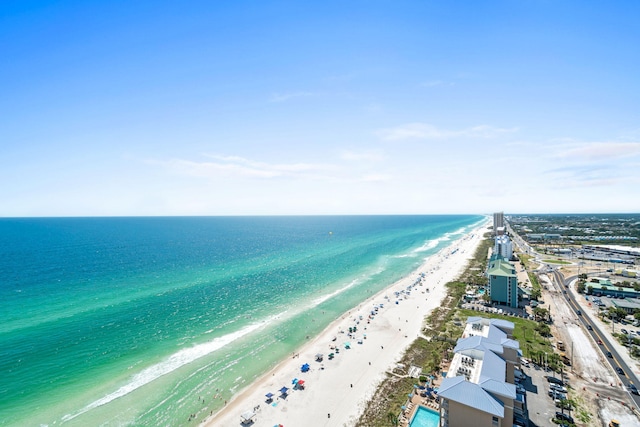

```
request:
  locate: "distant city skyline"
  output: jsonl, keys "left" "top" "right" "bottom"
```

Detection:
{"left": 1, "top": 1, "right": 639, "bottom": 216}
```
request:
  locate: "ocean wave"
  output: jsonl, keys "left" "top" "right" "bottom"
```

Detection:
{"left": 61, "top": 316, "right": 280, "bottom": 422}
{"left": 412, "top": 239, "right": 440, "bottom": 253}
{"left": 311, "top": 278, "right": 360, "bottom": 306}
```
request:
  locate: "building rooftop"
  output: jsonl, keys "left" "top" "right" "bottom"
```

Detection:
{"left": 438, "top": 376, "right": 505, "bottom": 417}
{"left": 442, "top": 317, "right": 518, "bottom": 418}
{"left": 611, "top": 299, "right": 640, "bottom": 310}
{"left": 487, "top": 258, "right": 516, "bottom": 277}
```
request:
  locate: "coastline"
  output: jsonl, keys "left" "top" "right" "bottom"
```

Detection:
{"left": 202, "top": 222, "right": 489, "bottom": 427}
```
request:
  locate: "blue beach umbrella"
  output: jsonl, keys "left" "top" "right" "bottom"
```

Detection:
{"left": 265, "top": 392, "right": 274, "bottom": 399}
{"left": 292, "top": 378, "right": 298, "bottom": 385}
{"left": 279, "top": 386, "right": 289, "bottom": 395}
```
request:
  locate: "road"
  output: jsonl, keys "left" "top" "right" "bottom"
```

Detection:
{"left": 548, "top": 266, "right": 640, "bottom": 409}
{"left": 507, "top": 223, "right": 640, "bottom": 423}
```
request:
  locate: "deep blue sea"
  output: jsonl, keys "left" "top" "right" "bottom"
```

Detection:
{"left": 0, "top": 215, "right": 482, "bottom": 426}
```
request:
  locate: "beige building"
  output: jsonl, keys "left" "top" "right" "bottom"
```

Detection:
{"left": 438, "top": 317, "right": 526, "bottom": 427}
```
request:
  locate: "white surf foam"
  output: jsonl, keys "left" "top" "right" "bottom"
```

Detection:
{"left": 62, "top": 316, "right": 279, "bottom": 422}
{"left": 413, "top": 238, "right": 440, "bottom": 253}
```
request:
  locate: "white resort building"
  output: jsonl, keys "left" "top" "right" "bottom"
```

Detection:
{"left": 438, "top": 317, "right": 526, "bottom": 427}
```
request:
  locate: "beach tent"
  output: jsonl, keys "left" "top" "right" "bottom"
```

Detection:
{"left": 240, "top": 411, "right": 256, "bottom": 424}
{"left": 301, "top": 363, "right": 310, "bottom": 372}
{"left": 315, "top": 353, "right": 323, "bottom": 362}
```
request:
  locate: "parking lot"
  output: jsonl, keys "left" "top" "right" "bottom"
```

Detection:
{"left": 519, "top": 361, "right": 569, "bottom": 426}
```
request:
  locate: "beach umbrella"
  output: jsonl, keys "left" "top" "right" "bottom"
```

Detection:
{"left": 265, "top": 392, "right": 274, "bottom": 399}
{"left": 297, "top": 380, "right": 305, "bottom": 386}
{"left": 301, "top": 363, "right": 310, "bottom": 372}
{"left": 292, "top": 378, "right": 298, "bottom": 385}
{"left": 279, "top": 386, "right": 289, "bottom": 395}
{"left": 240, "top": 411, "right": 256, "bottom": 422}
{"left": 401, "top": 406, "right": 406, "bottom": 410}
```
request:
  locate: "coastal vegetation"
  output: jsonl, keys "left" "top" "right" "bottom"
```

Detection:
{"left": 356, "top": 230, "right": 564, "bottom": 426}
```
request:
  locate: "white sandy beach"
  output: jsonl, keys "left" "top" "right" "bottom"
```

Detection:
{"left": 203, "top": 223, "right": 489, "bottom": 427}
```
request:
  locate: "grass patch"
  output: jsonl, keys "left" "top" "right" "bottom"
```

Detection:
{"left": 518, "top": 253, "right": 532, "bottom": 269}
{"left": 456, "top": 309, "right": 557, "bottom": 368}
{"left": 542, "top": 259, "right": 571, "bottom": 265}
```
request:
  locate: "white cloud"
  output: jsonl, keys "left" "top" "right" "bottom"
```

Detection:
{"left": 553, "top": 141, "right": 640, "bottom": 161}
{"left": 338, "top": 149, "right": 385, "bottom": 162}
{"left": 376, "top": 123, "right": 518, "bottom": 141}
{"left": 269, "top": 91, "right": 315, "bottom": 102}
{"left": 151, "top": 154, "right": 334, "bottom": 180}
{"left": 360, "top": 173, "right": 391, "bottom": 182}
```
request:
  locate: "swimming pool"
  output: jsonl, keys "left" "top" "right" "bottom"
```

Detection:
{"left": 409, "top": 406, "right": 440, "bottom": 427}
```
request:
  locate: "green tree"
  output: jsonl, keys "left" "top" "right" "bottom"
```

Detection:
{"left": 536, "top": 323, "right": 551, "bottom": 337}
{"left": 577, "top": 281, "right": 586, "bottom": 294}
{"left": 533, "top": 307, "right": 549, "bottom": 322}
{"left": 387, "top": 412, "right": 399, "bottom": 426}
{"left": 531, "top": 288, "right": 541, "bottom": 301}
{"left": 608, "top": 306, "right": 626, "bottom": 320}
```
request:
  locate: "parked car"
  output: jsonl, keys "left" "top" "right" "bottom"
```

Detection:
{"left": 621, "top": 329, "right": 629, "bottom": 335}
{"left": 548, "top": 377, "right": 565, "bottom": 386}
{"left": 550, "top": 384, "right": 568, "bottom": 393}
{"left": 555, "top": 412, "right": 574, "bottom": 423}
{"left": 548, "top": 390, "right": 566, "bottom": 400}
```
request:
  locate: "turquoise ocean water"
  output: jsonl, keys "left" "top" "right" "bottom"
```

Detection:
{"left": 0, "top": 215, "right": 482, "bottom": 426}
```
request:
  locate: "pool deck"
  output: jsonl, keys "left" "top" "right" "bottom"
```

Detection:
{"left": 398, "top": 361, "right": 449, "bottom": 426}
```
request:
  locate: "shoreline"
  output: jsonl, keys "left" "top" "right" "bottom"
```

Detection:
{"left": 202, "top": 221, "right": 489, "bottom": 427}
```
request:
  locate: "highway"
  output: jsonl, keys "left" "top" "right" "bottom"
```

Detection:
{"left": 548, "top": 268, "right": 640, "bottom": 408}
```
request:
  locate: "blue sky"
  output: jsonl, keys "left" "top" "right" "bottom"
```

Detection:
{"left": 1, "top": 1, "right": 639, "bottom": 216}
